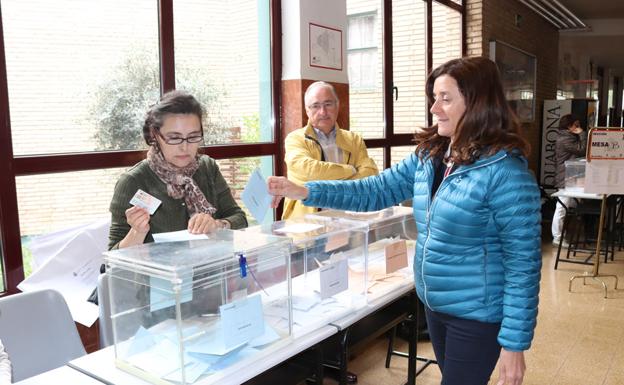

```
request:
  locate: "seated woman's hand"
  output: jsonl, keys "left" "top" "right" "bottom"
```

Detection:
{"left": 267, "top": 176, "right": 309, "bottom": 208}
{"left": 188, "top": 213, "right": 219, "bottom": 234}
{"left": 125, "top": 206, "right": 150, "bottom": 235}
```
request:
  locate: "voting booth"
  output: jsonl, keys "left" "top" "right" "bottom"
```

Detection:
{"left": 245, "top": 216, "right": 368, "bottom": 337}
{"left": 308, "top": 206, "right": 416, "bottom": 302}
{"left": 103, "top": 230, "right": 292, "bottom": 385}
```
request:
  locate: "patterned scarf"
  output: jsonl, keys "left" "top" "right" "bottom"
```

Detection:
{"left": 146, "top": 146, "right": 217, "bottom": 216}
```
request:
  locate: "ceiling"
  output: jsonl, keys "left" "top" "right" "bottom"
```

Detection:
{"left": 558, "top": 0, "right": 624, "bottom": 19}
{"left": 555, "top": 0, "right": 624, "bottom": 75}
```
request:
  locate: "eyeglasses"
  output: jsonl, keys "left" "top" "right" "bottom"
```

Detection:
{"left": 153, "top": 129, "right": 203, "bottom": 145}
{"left": 307, "top": 100, "right": 337, "bottom": 112}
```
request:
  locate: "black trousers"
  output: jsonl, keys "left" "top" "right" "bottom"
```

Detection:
{"left": 425, "top": 308, "right": 502, "bottom": 385}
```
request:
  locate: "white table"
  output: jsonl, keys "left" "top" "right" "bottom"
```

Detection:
{"left": 13, "top": 365, "right": 103, "bottom": 385}
{"left": 69, "top": 325, "right": 337, "bottom": 385}
{"left": 551, "top": 189, "right": 603, "bottom": 200}
{"left": 330, "top": 281, "right": 415, "bottom": 330}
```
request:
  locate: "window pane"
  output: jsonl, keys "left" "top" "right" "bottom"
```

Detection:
{"left": 17, "top": 168, "right": 126, "bottom": 277}
{"left": 432, "top": 2, "right": 462, "bottom": 69}
{"left": 174, "top": 0, "right": 273, "bottom": 145}
{"left": 366, "top": 147, "right": 385, "bottom": 171}
{"left": 3, "top": 0, "right": 159, "bottom": 154}
{"left": 17, "top": 157, "right": 272, "bottom": 277}
{"left": 391, "top": 145, "right": 416, "bottom": 166}
{"left": 393, "top": 0, "right": 427, "bottom": 134}
{"left": 215, "top": 156, "right": 274, "bottom": 226}
{"left": 347, "top": 1, "right": 384, "bottom": 139}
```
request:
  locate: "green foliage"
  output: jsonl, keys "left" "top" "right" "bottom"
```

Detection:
{"left": 92, "top": 50, "right": 159, "bottom": 150}
{"left": 241, "top": 112, "right": 261, "bottom": 142}
{"left": 91, "top": 48, "right": 233, "bottom": 150}
{"left": 21, "top": 243, "right": 33, "bottom": 278}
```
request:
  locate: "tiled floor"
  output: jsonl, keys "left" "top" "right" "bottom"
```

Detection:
{"left": 340, "top": 242, "right": 624, "bottom": 385}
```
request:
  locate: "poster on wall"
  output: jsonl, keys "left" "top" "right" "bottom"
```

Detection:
{"left": 309, "top": 22, "right": 343, "bottom": 71}
{"left": 540, "top": 100, "right": 571, "bottom": 186}
{"left": 489, "top": 40, "right": 536, "bottom": 123}
{"left": 584, "top": 128, "right": 624, "bottom": 194}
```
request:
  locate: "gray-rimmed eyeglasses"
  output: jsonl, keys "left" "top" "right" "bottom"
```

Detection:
{"left": 307, "top": 100, "right": 337, "bottom": 112}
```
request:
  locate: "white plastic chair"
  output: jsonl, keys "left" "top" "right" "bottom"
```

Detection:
{"left": 0, "top": 289, "right": 86, "bottom": 381}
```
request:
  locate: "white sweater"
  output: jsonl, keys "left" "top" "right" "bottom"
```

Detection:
{"left": 0, "top": 340, "right": 11, "bottom": 384}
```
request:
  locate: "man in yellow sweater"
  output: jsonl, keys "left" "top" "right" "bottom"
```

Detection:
{"left": 283, "top": 81, "right": 379, "bottom": 219}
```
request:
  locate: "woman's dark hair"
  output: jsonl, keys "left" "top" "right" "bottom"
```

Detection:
{"left": 558, "top": 114, "right": 578, "bottom": 131}
{"left": 415, "top": 56, "right": 530, "bottom": 165}
{"left": 142, "top": 90, "right": 205, "bottom": 145}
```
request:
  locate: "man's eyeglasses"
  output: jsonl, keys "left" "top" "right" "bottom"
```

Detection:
{"left": 153, "top": 129, "right": 204, "bottom": 145}
{"left": 307, "top": 100, "right": 337, "bottom": 112}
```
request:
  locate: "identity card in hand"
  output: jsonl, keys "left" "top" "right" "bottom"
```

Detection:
{"left": 130, "top": 189, "right": 162, "bottom": 215}
{"left": 241, "top": 168, "right": 272, "bottom": 223}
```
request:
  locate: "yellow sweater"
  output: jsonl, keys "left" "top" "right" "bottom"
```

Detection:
{"left": 283, "top": 121, "right": 379, "bottom": 219}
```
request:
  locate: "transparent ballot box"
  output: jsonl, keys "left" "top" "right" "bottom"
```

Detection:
{"left": 309, "top": 206, "right": 416, "bottom": 302}
{"left": 564, "top": 159, "right": 586, "bottom": 191}
{"left": 103, "top": 230, "right": 292, "bottom": 385}
{"left": 245, "top": 217, "right": 368, "bottom": 337}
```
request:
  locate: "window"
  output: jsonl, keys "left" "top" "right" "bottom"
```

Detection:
{"left": 0, "top": 0, "right": 279, "bottom": 293}
{"left": 174, "top": 0, "right": 273, "bottom": 146}
{"left": 4, "top": 0, "right": 159, "bottom": 154}
{"left": 348, "top": 12, "right": 378, "bottom": 90}
{"left": 393, "top": 0, "right": 427, "bottom": 134}
{"left": 348, "top": 0, "right": 464, "bottom": 169}
{"left": 431, "top": 1, "right": 462, "bottom": 70}
{"left": 347, "top": 3, "right": 384, "bottom": 141}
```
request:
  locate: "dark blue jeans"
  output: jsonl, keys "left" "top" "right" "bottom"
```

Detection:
{"left": 425, "top": 308, "right": 502, "bottom": 385}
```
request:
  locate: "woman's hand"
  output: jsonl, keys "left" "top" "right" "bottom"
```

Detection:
{"left": 496, "top": 349, "right": 526, "bottom": 385}
{"left": 267, "top": 176, "right": 309, "bottom": 208}
{"left": 126, "top": 206, "right": 150, "bottom": 234}
{"left": 119, "top": 206, "right": 151, "bottom": 248}
{"left": 188, "top": 213, "right": 219, "bottom": 234}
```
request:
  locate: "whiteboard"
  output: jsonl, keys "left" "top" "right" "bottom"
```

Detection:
{"left": 584, "top": 128, "right": 624, "bottom": 194}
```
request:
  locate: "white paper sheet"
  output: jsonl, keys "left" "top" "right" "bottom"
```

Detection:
{"left": 27, "top": 218, "right": 109, "bottom": 270}
{"left": 18, "top": 228, "right": 106, "bottom": 327}
{"left": 152, "top": 230, "right": 209, "bottom": 243}
{"left": 274, "top": 223, "right": 323, "bottom": 234}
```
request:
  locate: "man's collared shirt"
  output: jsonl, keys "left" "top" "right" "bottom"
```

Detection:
{"left": 313, "top": 126, "right": 343, "bottom": 164}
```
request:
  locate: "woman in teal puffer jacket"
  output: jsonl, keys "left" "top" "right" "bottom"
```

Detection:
{"left": 268, "top": 56, "right": 541, "bottom": 385}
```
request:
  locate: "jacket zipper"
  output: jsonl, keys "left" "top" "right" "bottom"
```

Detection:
{"left": 421, "top": 153, "right": 508, "bottom": 311}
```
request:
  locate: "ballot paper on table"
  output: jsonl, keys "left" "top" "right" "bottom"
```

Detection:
{"left": 18, "top": 229, "right": 104, "bottom": 327}
{"left": 319, "top": 258, "right": 349, "bottom": 299}
{"left": 152, "top": 230, "right": 209, "bottom": 243}
{"left": 241, "top": 168, "right": 272, "bottom": 223}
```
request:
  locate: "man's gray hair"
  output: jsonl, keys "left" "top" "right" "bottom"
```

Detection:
{"left": 304, "top": 81, "right": 339, "bottom": 104}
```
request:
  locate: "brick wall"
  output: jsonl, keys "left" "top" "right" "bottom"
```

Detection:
{"left": 466, "top": 0, "right": 559, "bottom": 173}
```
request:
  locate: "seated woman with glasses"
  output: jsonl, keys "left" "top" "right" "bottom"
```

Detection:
{"left": 108, "top": 90, "right": 247, "bottom": 249}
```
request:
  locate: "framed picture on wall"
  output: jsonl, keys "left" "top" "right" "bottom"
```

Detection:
{"left": 489, "top": 40, "right": 536, "bottom": 123}
{"left": 309, "top": 22, "right": 343, "bottom": 71}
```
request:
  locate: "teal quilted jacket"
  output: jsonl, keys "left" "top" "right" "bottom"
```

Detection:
{"left": 304, "top": 150, "right": 541, "bottom": 351}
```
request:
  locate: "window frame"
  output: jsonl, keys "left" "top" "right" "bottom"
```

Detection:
{"left": 0, "top": 0, "right": 284, "bottom": 294}
{"left": 362, "top": 0, "right": 465, "bottom": 169}
{"left": 0, "top": 0, "right": 465, "bottom": 295}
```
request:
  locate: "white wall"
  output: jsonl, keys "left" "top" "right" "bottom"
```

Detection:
{"left": 282, "top": 0, "right": 348, "bottom": 83}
